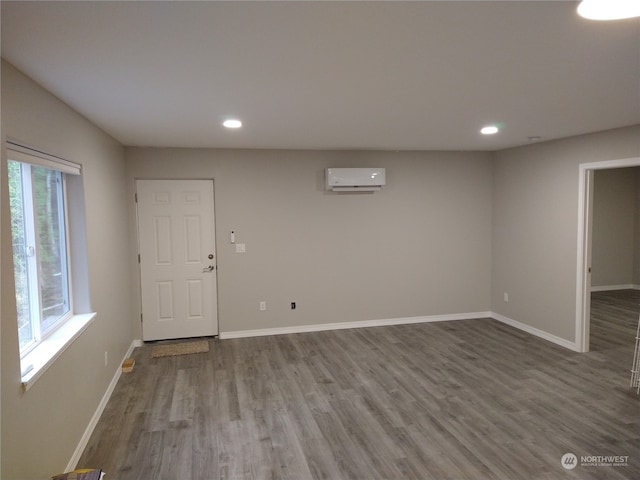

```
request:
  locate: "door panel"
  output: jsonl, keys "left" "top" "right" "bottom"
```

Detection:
{"left": 137, "top": 179, "right": 218, "bottom": 341}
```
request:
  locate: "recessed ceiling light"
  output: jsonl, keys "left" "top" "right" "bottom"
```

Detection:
{"left": 223, "top": 119, "right": 242, "bottom": 129}
{"left": 577, "top": 0, "right": 640, "bottom": 20}
{"left": 480, "top": 125, "right": 499, "bottom": 135}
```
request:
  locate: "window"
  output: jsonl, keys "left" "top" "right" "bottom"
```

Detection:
{"left": 7, "top": 141, "right": 94, "bottom": 389}
{"left": 9, "top": 160, "right": 71, "bottom": 354}
{"left": 7, "top": 142, "right": 90, "bottom": 362}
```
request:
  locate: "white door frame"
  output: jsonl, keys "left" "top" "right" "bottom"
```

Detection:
{"left": 576, "top": 157, "right": 640, "bottom": 352}
{"left": 135, "top": 178, "right": 219, "bottom": 340}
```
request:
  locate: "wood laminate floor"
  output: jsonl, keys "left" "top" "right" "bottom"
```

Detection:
{"left": 79, "top": 290, "right": 640, "bottom": 479}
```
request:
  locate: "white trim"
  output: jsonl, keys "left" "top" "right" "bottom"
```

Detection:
{"left": 591, "top": 284, "right": 639, "bottom": 292}
{"left": 221, "top": 311, "right": 583, "bottom": 353}
{"left": 579, "top": 157, "right": 640, "bottom": 171}
{"left": 65, "top": 339, "right": 143, "bottom": 471}
{"left": 576, "top": 157, "right": 640, "bottom": 354}
{"left": 21, "top": 313, "right": 97, "bottom": 391}
{"left": 576, "top": 165, "right": 593, "bottom": 353}
{"left": 491, "top": 313, "right": 581, "bottom": 352}
{"left": 219, "top": 312, "right": 493, "bottom": 339}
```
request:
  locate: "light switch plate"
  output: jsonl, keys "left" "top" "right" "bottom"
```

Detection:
{"left": 235, "top": 243, "right": 246, "bottom": 254}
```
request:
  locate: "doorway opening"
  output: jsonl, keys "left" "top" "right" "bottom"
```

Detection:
{"left": 576, "top": 157, "right": 640, "bottom": 352}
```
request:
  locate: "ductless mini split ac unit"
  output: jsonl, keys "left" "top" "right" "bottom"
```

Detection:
{"left": 325, "top": 168, "right": 386, "bottom": 192}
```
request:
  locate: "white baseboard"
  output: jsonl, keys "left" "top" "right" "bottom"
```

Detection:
{"left": 591, "top": 284, "right": 639, "bottom": 292}
{"left": 219, "top": 311, "right": 492, "bottom": 339}
{"left": 65, "top": 339, "right": 142, "bottom": 471}
{"left": 220, "top": 311, "right": 581, "bottom": 352}
{"left": 490, "top": 312, "right": 580, "bottom": 352}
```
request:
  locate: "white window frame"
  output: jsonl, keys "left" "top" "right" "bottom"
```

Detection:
{"left": 7, "top": 140, "right": 96, "bottom": 390}
{"left": 18, "top": 161, "right": 74, "bottom": 354}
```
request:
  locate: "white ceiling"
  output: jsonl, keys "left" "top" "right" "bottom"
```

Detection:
{"left": 2, "top": 1, "right": 639, "bottom": 151}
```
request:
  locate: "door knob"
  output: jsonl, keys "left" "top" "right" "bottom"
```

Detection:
{"left": 202, "top": 265, "right": 214, "bottom": 272}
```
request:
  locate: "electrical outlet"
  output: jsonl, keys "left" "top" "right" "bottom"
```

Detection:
{"left": 503, "top": 292, "right": 509, "bottom": 303}
{"left": 260, "top": 301, "right": 266, "bottom": 311}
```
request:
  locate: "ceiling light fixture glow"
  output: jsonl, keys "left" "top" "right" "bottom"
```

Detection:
{"left": 223, "top": 119, "right": 242, "bottom": 129}
{"left": 480, "top": 125, "right": 499, "bottom": 135}
{"left": 577, "top": 0, "right": 640, "bottom": 20}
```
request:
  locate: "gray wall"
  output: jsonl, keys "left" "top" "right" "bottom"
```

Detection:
{"left": 1, "top": 61, "right": 135, "bottom": 479}
{"left": 592, "top": 167, "right": 640, "bottom": 288}
{"left": 491, "top": 126, "right": 640, "bottom": 341}
{"left": 126, "top": 148, "right": 493, "bottom": 336}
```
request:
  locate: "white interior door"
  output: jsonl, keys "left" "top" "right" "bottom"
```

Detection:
{"left": 136, "top": 179, "right": 218, "bottom": 341}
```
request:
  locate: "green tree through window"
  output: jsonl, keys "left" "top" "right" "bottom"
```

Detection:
{"left": 8, "top": 160, "right": 70, "bottom": 353}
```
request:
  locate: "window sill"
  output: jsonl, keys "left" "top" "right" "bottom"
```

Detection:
{"left": 21, "top": 312, "right": 97, "bottom": 392}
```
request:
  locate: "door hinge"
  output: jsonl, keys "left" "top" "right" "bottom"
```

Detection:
{"left": 135, "top": 193, "right": 138, "bottom": 203}
{"left": 138, "top": 254, "right": 141, "bottom": 263}
{"left": 141, "top": 313, "right": 143, "bottom": 323}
